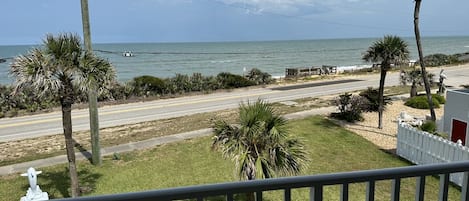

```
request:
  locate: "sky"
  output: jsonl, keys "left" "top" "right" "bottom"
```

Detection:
{"left": 1, "top": 0, "right": 468, "bottom": 45}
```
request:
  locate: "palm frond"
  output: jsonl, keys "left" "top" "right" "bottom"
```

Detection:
{"left": 362, "top": 35, "right": 410, "bottom": 68}
{"left": 10, "top": 48, "right": 62, "bottom": 97}
{"left": 212, "top": 99, "right": 308, "bottom": 181}
{"left": 10, "top": 33, "right": 116, "bottom": 101}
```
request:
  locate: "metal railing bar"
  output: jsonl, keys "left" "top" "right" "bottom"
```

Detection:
{"left": 284, "top": 188, "right": 291, "bottom": 201}
{"left": 415, "top": 176, "right": 426, "bottom": 201}
{"left": 256, "top": 191, "right": 262, "bottom": 201}
{"left": 340, "top": 183, "right": 349, "bottom": 201}
{"left": 366, "top": 180, "right": 375, "bottom": 201}
{"left": 439, "top": 173, "right": 449, "bottom": 201}
{"left": 50, "top": 161, "right": 469, "bottom": 201}
{"left": 391, "top": 178, "right": 401, "bottom": 201}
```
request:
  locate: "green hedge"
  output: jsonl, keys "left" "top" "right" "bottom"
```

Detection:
{"left": 404, "top": 94, "right": 445, "bottom": 109}
{"left": 420, "top": 121, "right": 437, "bottom": 133}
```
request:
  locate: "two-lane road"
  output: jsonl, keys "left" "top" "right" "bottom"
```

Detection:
{"left": 1, "top": 65, "right": 468, "bottom": 142}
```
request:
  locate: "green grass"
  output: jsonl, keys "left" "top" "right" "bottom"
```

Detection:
{"left": 0, "top": 117, "right": 461, "bottom": 200}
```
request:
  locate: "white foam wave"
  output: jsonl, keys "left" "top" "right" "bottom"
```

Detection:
{"left": 210, "top": 60, "right": 233, "bottom": 64}
{"left": 337, "top": 64, "right": 373, "bottom": 72}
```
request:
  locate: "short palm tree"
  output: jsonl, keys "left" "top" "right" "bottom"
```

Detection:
{"left": 212, "top": 100, "right": 308, "bottom": 181}
{"left": 363, "top": 36, "right": 410, "bottom": 129}
{"left": 10, "top": 33, "right": 115, "bottom": 197}
{"left": 400, "top": 69, "right": 434, "bottom": 97}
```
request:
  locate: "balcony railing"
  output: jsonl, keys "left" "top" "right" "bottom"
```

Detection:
{"left": 52, "top": 161, "right": 469, "bottom": 201}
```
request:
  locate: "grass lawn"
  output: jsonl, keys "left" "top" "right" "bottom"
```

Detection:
{"left": 0, "top": 116, "right": 461, "bottom": 200}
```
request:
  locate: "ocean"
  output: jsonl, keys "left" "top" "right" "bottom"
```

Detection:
{"left": 1, "top": 36, "right": 468, "bottom": 85}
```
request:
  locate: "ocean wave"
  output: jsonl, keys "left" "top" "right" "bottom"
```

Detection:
{"left": 210, "top": 60, "right": 233, "bottom": 64}
{"left": 337, "top": 64, "right": 373, "bottom": 72}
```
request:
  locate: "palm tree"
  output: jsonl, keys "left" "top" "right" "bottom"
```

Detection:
{"left": 212, "top": 100, "right": 307, "bottom": 200}
{"left": 400, "top": 69, "right": 435, "bottom": 97}
{"left": 363, "top": 36, "right": 410, "bottom": 129}
{"left": 10, "top": 33, "right": 115, "bottom": 197}
{"left": 414, "top": 0, "right": 436, "bottom": 121}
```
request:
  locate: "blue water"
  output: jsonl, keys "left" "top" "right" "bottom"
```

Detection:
{"left": 1, "top": 36, "right": 468, "bottom": 85}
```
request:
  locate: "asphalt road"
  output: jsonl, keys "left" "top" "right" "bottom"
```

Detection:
{"left": 1, "top": 65, "right": 468, "bottom": 142}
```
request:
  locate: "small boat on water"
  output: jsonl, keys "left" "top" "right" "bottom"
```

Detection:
{"left": 122, "top": 51, "right": 133, "bottom": 57}
{"left": 0, "top": 58, "right": 6, "bottom": 63}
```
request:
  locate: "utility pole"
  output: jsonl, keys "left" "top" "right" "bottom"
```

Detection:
{"left": 81, "top": 0, "right": 101, "bottom": 165}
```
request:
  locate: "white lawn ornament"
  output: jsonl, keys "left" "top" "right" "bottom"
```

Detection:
{"left": 399, "top": 111, "right": 414, "bottom": 122}
{"left": 20, "top": 167, "right": 49, "bottom": 201}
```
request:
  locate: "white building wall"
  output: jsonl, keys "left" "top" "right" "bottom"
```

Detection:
{"left": 443, "top": 90, "right": 469, "bottom": 139}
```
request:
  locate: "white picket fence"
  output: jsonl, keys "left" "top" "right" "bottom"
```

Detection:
{"left": 396, "top": 120, "right": 469, "bottom": 186}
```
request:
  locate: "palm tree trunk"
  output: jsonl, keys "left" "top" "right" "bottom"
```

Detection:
{"left": 61, "top": 98, "right": 80, "bottom": 197}
{"left": 378, "top": 68, "right": 387, "bottom": 129}
{"left": 411, "top": 81, "right": 417, "bottom": 97}
{"left": 81, "top": 0, "right": 101, "bottom": 165}
{"left": 414, "top": 0, "right": 436, "bottom": 121}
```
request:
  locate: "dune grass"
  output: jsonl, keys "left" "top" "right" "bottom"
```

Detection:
{"left": 0, "top": 116, "right": 461, "bottom": 200}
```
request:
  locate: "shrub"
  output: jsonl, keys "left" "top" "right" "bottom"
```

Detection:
{"left": 131, "top": 75, "right": 166, "bottom": 96}
{"left": 420, "top": 121, "right": 436, "bottom": 133}
{"left": 330, "top": 93, "right": 369, "bottom": 122}
{"left": 431, "top": 94, "right": 445, "bottom": 104}
{"left": 359, "top": 87, "right": 391, "bottom": 112}
{"left": 405, "top": 95, "right": 441, "bottom": 109}
{"left": 103, "top": 82, "right": 133, "bottom": 101}
{"left": 246, "top": 68, "right": 272, "bottom": 85}
{"left": 167, "top": 74, "right": 192, "bottom": 94}
{"left": 417, "top": 52, "right": 469, "bottom": 67}
{"left": 216, "top": 72, "right": 255, "bottom": 89}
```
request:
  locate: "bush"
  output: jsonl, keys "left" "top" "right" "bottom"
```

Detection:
{"left": 417, "top": 52, "right": 469, "bottom": 67}
{"left": 359, "top": 87, "right": 391, "bottom": 112}
{"left": 166, "top": 74, "right": 192, "bottom": 94}
{"left": 330, "top": 93, "right": 369, "bottom": 122}
{"left": 131, "top": 75, "right": 166, "bottom": 96}
{"left": 420, "top": 121, "right": 436, "bottom": 133}
{"left": 103, "top": 82, "right": 133, "bottom": 101}
{"left": 405, "top": 95, "right": 441, "bottom": 109}
{"left": 217, "top": 72, "right": 255, "bottom": 89}
{"left": 418, "top": 53, "right": 459, "bottom": 67}
{"left": 246, "top": 68, "right": 272, "bottom": 85}
{"left": 431, "top": 94, "right": 445, "bottom": 104}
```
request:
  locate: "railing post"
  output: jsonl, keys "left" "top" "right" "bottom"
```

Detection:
{"left": 366, "top": 180, "right": 375, "bottom": 201}
{"left": 256, "top": 191, "right": 262, "bottom": 201}
{"left": 439, "top": 173, "right": 449, "bottom": 201}
{"left": 391, "top": 178, "right": 400, "bottom": 201}
{"left": 310, "top": 185, "right": 323, "bottom": 201}
{"left": 415, "top": 176, "right": 426, "bottom": 201}
{"left": 340, "top": 183, "right": 349, "bottom": 201}
{"left": 227, "top": 193, "right": 233, "bottom": 201}
{"left": 461, "top": 172, "right": 469, "bottom": 201}
{"left": 284, "top": 188, "right": 291, "bottom": 201}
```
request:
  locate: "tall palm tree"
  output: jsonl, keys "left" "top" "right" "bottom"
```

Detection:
{"left": 363, "top": 36, "right": 410, "bottom": 129}
{"left": 414, "top": 0, "right": 436, "bottom": 121}
{"left": 212, "top": 100, "right": 307, "bottom": 200}
{"left": 10, "top": 33, "right": 115, "bottom": 197}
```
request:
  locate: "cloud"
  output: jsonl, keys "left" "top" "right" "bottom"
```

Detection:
{"left": 218, "top": 0, "right": 372, "bottom": 16}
